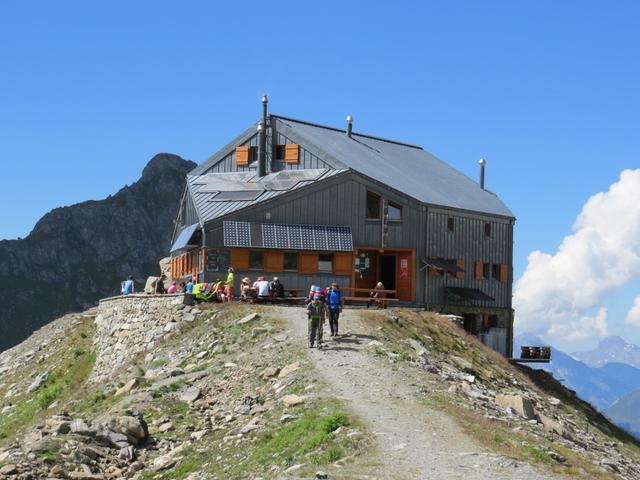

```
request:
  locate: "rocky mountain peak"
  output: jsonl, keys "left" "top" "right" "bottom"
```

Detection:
{"left": 0, "top": 153, "right": 195, "bottom": 353}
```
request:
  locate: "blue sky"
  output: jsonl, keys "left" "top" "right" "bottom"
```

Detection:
{"left": 1, "top": 1, "right": 639, "bottom": 350}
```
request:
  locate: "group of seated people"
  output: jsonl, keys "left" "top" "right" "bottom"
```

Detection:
{"left": 239, "top": 276, "right": 285, "bottom": 302}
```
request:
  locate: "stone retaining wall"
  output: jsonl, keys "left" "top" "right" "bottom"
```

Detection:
{"left": 90, "top": 294, "right": 200, "bottom": 383}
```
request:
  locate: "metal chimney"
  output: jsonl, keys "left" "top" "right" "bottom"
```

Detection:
{"left": 479, "top": 158, "right": 486, "bottom": 189}
{"left": 258, "top": 95, "right": 268, "bottom": 177}
{"left": 346, "top": 115, "right": 353, "bottom": 137}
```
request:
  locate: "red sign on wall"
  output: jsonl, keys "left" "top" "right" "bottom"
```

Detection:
{"left": 400, "top": 258, "right": 409, "bottom": 279}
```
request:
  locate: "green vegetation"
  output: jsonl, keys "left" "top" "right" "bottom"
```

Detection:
{"left": 0, "top": 317, "right": 96, "bottom": 444}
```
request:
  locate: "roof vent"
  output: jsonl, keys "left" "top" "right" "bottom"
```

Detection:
{"left": 479, "top": 158, "right": 486, "bottom": 189}
{"left": 346, "top": 115, "right": 353, "bottom": 138}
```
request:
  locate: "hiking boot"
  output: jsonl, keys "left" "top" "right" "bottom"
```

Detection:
{"left": 308, "top": 343, "right": 314, "bottom": 348}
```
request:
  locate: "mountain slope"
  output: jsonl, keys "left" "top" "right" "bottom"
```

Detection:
{"left": 572, "top": 336, "right": 640, "bottom": 368}
{"left": 514, "top": 333, "right": 640, "bottom": 411}
{"left": 2, "top": 304, "right": 639, "bottom": 478}
{"left": 605, "top": 389, "right": 640, "bottom": 438}
{"left": 0, "top": 153, "right": 195, "bottom": 352}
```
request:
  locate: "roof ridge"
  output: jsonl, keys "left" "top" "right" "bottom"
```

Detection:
{"left": 272, "top": 114, "right": 423, "bottom": 150}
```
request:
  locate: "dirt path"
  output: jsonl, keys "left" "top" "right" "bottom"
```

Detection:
{"left": 281, "top": 307, "right": 563, "bottom": 480}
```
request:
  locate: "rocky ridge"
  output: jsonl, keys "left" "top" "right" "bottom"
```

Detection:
{"left": 0, "top": 302, "right": 639, "bottom": 478}
{"left": 0, "top": 153, "right": 196, "bottom": 353}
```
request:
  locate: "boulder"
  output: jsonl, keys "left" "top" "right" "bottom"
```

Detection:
{"left": 237, "top": 313, "right": 259, "bottom": 325}
{"left": 107, "top": 415, "right": 149, "bottom": 446}
{"left": 260, "top": 367, "right": 280, "bottom": 379}
{"left": 495, "top": 394, "right": 536, "bottom": 420}
{"left": 27, "top": 372, "right": 49, "bottom": 393}
{"left": 153, "top": 455, "right": 177, "bottom": 471}
{"left": 278, "top": 361, "right": 301, "bottom": 378}
{"left": 180, "top": 387, "right": 201, "bottom": 403}
{"left": 115, "top": 378, "right": 140, "bottom": 397}
{"left": 281, "top": 394, "right": 307, "bottom": 407}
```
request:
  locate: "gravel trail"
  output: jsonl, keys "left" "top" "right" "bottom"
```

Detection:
{"left": 281, "top": 307, "right": 564, "bottom": 480}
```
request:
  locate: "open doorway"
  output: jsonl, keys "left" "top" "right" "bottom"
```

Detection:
{"left": 380, "top": 255, "right": 396, "bottom": 297}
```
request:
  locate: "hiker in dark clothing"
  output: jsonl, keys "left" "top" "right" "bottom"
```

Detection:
{"left": 327, "top": 283, "right": 343, "bottom": 337}
{"left": 269, "top": 277, "right": 285, "bottom": 298}
{"left": 154, "top": 275, "right": 166, "bottom": 294}
{"left": 306, "top": 294, "right": 325, "bottom": 348}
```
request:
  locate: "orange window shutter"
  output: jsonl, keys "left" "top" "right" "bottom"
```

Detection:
{"left": 235, "top": 146, "right": 250, "bottom": 166}
{"left": 299, "top": 253, "right": 319, "bottom": 274}
{"left": 475, "top": 261, "right": 484, "bottom": 280}
{"left": 456, "top": 259, "right": 465, "bottom": 279}
{"left": 265, "top": 251, "right": 284, "bottom": 272}
{"left": 500, "top": 264, "right": 509, "bottom": 283}
{"left": 334, "top": 253, "right": 353, "bottom": 276}
{"left": 285, "top": 144, "right": 300, "bottom": 164}
{"left": 427, "top": 265, "right": 440, "bottom": 277}
{"left": 230, "top": 249, "right": 249, "bottom": 271}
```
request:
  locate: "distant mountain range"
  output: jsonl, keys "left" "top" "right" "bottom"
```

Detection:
{"left": 0, "top": 153, "right": 196, "bottom": 352}
{"left": 571, "top": 335, "right": 640, "bottom": 369}
{"left": 514, "top": 333, "right": 640, "bottom": 412}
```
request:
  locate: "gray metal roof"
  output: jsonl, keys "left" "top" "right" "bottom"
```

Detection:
{"left": 272, "top": 116, "right": 514, "bottom": 218}
{"left": 188, "top": 168, "right": 348, "bottom": 224}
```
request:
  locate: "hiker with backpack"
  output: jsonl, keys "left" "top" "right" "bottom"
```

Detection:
{"left": 326, "top": 283, "right": 343, "bottom": 337}
{"left": 306, "top": 293, "right": 325, "bottom": 348}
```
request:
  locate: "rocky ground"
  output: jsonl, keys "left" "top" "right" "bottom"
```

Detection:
{"left": 0, "top": 303, "right": 639, "bottom": 479}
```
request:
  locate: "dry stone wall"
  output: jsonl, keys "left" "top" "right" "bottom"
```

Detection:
{"left": 91, "top": 294, "right": 201, "bottom": 383}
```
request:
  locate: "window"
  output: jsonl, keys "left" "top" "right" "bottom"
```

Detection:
{"left": 283, "top": 252, "right": 298, "bottom": 271}
{"left": 388, "top": 202, "right": 402, "bottom": 221}
{"left": 492, "top": 263, "right": 501, "bottom": 280}
{"left": 318, "top": 254, "right": 333, "bottom": 273}
{"left": 248, "top": 251, "right": 264, "bottom": 270}
{"left": 484, "top": 223, "right": 491, "bottom": 237}
{"left": 447, "top": 217, "right": 454, "bottom": 232}
{"left": 483, "top": 262, "right": 491, "bottom": 280}
{"left": 366, "top": 191, "right": 381, "bottom": 219}
{"left": 274, "top": 145, "right": 285, "bottom": 160}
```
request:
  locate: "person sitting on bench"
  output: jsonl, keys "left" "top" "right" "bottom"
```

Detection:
{"left": 367, "top": 282, "right": 386, "bottom": 309}
{"left": 269, "top": 277, "right": 285, "bottom": 298}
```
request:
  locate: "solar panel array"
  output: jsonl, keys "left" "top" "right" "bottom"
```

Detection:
{"left": 223, "top": 221, "right": 353, "bottom": 252}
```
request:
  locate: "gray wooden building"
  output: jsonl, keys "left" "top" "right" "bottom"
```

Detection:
{"left": 170, "top": 98, "right": 515, "bottom": 355}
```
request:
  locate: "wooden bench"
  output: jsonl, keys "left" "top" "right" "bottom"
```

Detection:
{"left": 520, "top": 346, "right": 551, "bottom": 361}
{"left": 343, "top": 296, "right": 400, "bottom": 309}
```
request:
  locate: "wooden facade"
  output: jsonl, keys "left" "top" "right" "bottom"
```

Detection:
{"left": 171, "top": 114, "right": 515, "bottom": 355}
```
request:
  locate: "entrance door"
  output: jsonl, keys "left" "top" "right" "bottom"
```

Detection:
{"left": 380, "top": 255, "right": 396, "bottom": 297}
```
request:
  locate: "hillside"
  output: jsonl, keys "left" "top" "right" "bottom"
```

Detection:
{"left": 0, "top": 153, "right": 196, "bottom": 352}
{"left": 0, "top": 301, "right": 639, "bottom": 479}
{"left": 605, "top": 390, "right": 640, "bottom": 438}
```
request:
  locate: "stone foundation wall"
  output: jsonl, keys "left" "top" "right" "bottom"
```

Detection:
{"left": 90, "top": 294, "right": 200, "bottom": 383}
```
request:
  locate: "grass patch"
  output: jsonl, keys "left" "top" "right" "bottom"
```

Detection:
{"left": 0, "top": 318, "right": 96, "bottom": 444}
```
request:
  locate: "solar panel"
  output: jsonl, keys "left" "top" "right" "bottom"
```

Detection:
{"left": 223, "top": 221, "right": 251, "bottom": 247}
{"left": 223, "top": 221, "right": 353, "bottom": 251}
{"left": 209, "top": 191, "right": 264, "bottom": 202}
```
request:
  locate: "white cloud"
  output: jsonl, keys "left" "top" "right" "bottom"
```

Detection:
{"left": 625, "top": 296, "right": 640, "bottom": 327}
{"left": 514, "top": 169, "right": 640, "bottom": 343}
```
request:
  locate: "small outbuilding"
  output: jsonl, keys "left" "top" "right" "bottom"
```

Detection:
{"left": 170, "top": 98, "right": 515, "bottom": 355}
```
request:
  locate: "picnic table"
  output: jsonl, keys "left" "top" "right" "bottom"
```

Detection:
{"left": 341, "top": 287, "right": 399, "bottom": 309}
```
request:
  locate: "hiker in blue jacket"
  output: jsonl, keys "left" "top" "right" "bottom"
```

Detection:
{"left": 327, "top": 283, "right": 343, "bottom": 337}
